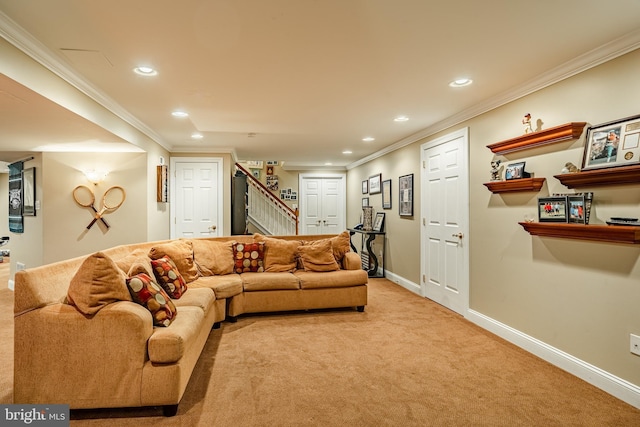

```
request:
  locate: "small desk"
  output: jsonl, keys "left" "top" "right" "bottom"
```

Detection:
{"left": 348, "top": 228, "right": 385, "bottom": 278}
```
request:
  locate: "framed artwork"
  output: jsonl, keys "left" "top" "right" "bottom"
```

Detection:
{"left": 266, "top": 161, "right": 279, "bottom": 166}
{"left": 246, "top": 161, "right": 263, "bottom": 168}
{"left": 399, "top": 174, "right": 413, "bottom": 217}
{"left": 362, "top": 197, "right": 369, "bottom": 207}
{"left": 505, "top": 162, "right": 526, "bottom": 180}
{"left": 362, "top": 180, "right": 368, "bottom": 194}
{"left": 567, "top": 195, "right": 586, "bottom": 224}
{"left": 538, "top": 196, "right": 568, "bottom": 223}
{"left": 22, "top": 167, "right": 36, "bottom": 216}
{"left": 369, "top": 173, "right": 382, "bottom": 194}
{"left": 266, "top": 175, "right": 279, "bottom": 191}
{"left": 582, "top": 114, "right": 640, "bottom": 171}
{"left": 252, "top": 169, "right": 260, "bottom": 179}
{"left": 382, "top": 179, "right": 392, "bottom": 209}
{"left": 373, "top": 212, "right": 385, "bottom": 232}
{"left": 156, "top": 165, "right": 168, "bottom": 203}
{"left": 8, "top": 162, "right": 23, "bottom": 233}
{"left": 267, "top": 166, "right": 274, "bottom": 175}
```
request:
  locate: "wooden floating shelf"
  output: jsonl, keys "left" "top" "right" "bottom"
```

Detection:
{"left": 484, "top": 177, "right": 546, "bottom": 193}
{"left": 518, "top": 222, "right": 640, "bottom": 244}
{"left": 487, "top": 122, "right": 587, "bottom": 155}
{"left": 554, "top": 164, "right": 640, "bottom": 188}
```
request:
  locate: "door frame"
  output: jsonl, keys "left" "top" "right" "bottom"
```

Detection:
{"left": 420, "top": 127, "right": 470, "bottom": 315}
{"left": 298, "top": 172, "right": 347, "bottom": 234}
{"left": 170, "top": 157, "right": 224, "bottom": 239}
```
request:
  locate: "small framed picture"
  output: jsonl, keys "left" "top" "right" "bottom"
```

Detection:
{"left": 399, "top": 174, "right": 413, "bottom": 217}
{"left": 369, "top": 173, "right": 382, "bottom": 194}
{"left": 568, "top": 195, "right": 586, "bottom": 224}
{"left": 505, "top": 162, "right": 526, "bottom": 180}
{"left": 362, "top": 180, "right": 368, "bottom": 194}
{"left": 266, "top": 161, "right": 279, "bottom": 166}
{"left": 538, "top": 196, "right": 568, "bottom": 223}
{"left": 382, "top": 179, "right": 392, "bottom": 209}
{"left": 582, "top": 114, "right": 640, "bottom": 171}
{"left": 266, "top": 166, "right": 274, "bottom": 175}
{"left": 373, "top": 212, "right": 385, "bottom": 232}
{"left": 252, "top": 169, "right": 260, "bottom": 179}
{"left": 362, "top": 197, "right": 369, "bottom": 207}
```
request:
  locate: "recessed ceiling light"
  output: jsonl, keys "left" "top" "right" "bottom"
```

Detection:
{"left": 394, "top": 116, "right": 409, "bottom": 122}
{"left": 191, "top": 133, "right": 203, "bottom": 139}
{"left": 362, "top": 137, "right": 375, "bottom": 142}
{"left": 449, "top": 78, "right": 473, "bottom": 87}
{"left": 342, "top": 150, "right": 353, "bottom": 154}
{"left": 171, "top": 110, "right": 189, "bottom": 118}
{"left": 133, "top": 66, "right": 158, "bottom": 76}
{"left": 324, "top": 162, "right": 333, "bottom": 166}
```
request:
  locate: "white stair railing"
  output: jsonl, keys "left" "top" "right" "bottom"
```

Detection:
{"left": 236, "top": 164, "right": 298, "bottom": 235}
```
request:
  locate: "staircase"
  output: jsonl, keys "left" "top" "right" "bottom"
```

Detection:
{"left": 235, "top": 164, "right": 298, "bottom": 235}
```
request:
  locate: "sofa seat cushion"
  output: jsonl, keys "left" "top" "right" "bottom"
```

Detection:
{"left": 170, "top": 287, "right": 215, "bottom": 312}
{"left": 147, "top": 306, "right": 204, "bottom": 363}
{"left": 189, "top": 275, "right": 243, "bottom": 299}
{"left": 240, "top": 272, "right": 300, "bottom": 291}
{"left": 294, "top": 269, "right": 368, "bottom": 289}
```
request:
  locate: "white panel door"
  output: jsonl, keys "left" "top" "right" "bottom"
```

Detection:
{"left": 300, "top": 174, "right": 345, "bottom": 235}
{"left": 421, "top": 128, "right": 469, "bottom": 315}
{"left": 171, "top": 158, "right": 223, "bottom": 238}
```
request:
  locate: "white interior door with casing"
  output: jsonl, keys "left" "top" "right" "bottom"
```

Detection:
{"left": 170, "top": 157, "right": 223, "bottom": 238}
{"left": 299, "top": 173, "right": 346, "bottom": 235}
{"left": 420, "top": 128, "right": 469, "bottom": 316}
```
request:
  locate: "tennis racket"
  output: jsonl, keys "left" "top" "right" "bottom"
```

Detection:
{"left": 86, "top": 186, "right": 126, "bottom": 229}
{"left": 72, "top": 185, "right": 110, "bottom": 229}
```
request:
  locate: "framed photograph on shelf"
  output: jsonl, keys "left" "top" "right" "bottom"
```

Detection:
{"left": 538, "top": 196, "right": 568, "bottom": 223}
{"left": 373, "top": 212, "right": 385, "bottom": 232}
{"left": 582, "top": 114, "right": 640, "bottom": 171}
{"left": 567, "top": 195, "right": 586, "bottom": 224}
{"left": 399, "top": 174, "right": 413, "bottom": 217}
{"left": 362, "top": 197, "right": 369, "bottom": 207}
{"left": 369, "top": 173, "right": 382, "bottom": 194}
{"left": 362, "top": 180, "right": 368, "bottom": 194}
{"left": 382, "top": 179, "right": 392, "bottom": 209}
{"left": 22, "top": 167, "right": 36, "bottom": 216}
{"left": 505, "top": 162, "right": 526, "bottom": 180}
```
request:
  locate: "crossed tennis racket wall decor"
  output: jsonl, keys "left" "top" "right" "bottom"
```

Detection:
{"left": 73, "top": 185, "right": 126, "bottom": 230}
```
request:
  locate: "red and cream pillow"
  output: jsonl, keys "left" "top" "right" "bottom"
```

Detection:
{"left": 150, "top": 256, "right": 188, "bottom": 299}
{"left": 126, "top": 273, "right": 177, "bottom": 327}
{"left": 232, "top": 242, "right": 265, "bottom": 273}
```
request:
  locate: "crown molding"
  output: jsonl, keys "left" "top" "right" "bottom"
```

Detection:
{"left": 0, "top": 11, "right": 171, "bottom": 152}
{"left": 347, "top": 29, "right": 640, "bottom": 170}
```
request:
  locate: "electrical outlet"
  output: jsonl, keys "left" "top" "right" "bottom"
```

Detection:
{"left": 630, "top": 334, "right": 640, "bottom": 356}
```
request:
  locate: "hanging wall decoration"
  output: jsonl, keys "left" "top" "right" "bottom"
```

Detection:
{"left": 8, "top": 161, "right": 23, "bottom": 233}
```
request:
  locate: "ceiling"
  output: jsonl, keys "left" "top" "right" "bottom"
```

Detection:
{"left": 0, "top": 1, "right": 639, "bottom": 168}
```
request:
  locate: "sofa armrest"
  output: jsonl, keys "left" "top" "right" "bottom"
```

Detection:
{"left": 14, "top": 301, "right": 154, "bottom": 406}
{"left": 342, "top": 252, "right": 362, "bottom": 270}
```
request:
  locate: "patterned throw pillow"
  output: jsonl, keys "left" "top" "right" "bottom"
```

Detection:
{"left": 232, "top": 242, "right": 265, "bottom": 273}
{"left": 126, "top": 273, "right": 177, "bottom": 327}
{"left": 150, "top": 256, "right": 188, "bottom": 299}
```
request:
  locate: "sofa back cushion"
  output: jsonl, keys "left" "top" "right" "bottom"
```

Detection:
{"left": 188, "top": 239, "right": 235, "bottom": 276}
{"left": 148, "top": 240, "right": 199, "bottom": 283}
{"left": 113, "top": 248, "right": 154, "bottom": 278}
{"left": 300, "top": 231, "right": 351, "bottom": 267}
{"left": 66, "top": 252, "right": 132, "bottom": 316}
{"left": 254, "top": 234, "right": 301, "bottom": 272}
{"left": 297, "top": 240, "right": 341, "bottom": 272}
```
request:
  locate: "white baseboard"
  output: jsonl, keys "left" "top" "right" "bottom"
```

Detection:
{"left": 383, "top": 270, "right": 421, "bottom": 296}
{"left": 8, "top": 279, "right": 14, "bottom": 291}
{"left": 467, "top": 309, "right": 640, "bottom": 409}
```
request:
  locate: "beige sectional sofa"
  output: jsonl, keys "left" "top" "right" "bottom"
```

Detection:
{"left": 13, "top": 233, "right": 367, "bottom": 416}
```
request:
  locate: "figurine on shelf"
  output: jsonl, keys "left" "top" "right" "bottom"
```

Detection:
{"left": 561, "top": 162, "right": 580, "bottom": 174}
{"left": 490, "top": 159, "right": 503, "bottom": 181}
{"left": 522, "top": 113, "right": 533, "bottom": 134}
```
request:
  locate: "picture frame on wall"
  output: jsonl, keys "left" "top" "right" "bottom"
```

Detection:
{"left": 382, "top": 179, "right": 392, "bottom": 209}
{"left": 399, "top": 174, "right": 413, "bottom": 217}
{"left": 22, "top": 167, "right": 36, "bottom": 216}
{"left": 582, "top": 114, "right": 640, "bottom": 171}
{"left": 362, "top": 180, "right": 368, "bottom": 194}
{"left": 538, "top": 196, "right": 568, "bottom": 223}
{"left": 362, "top": 197, "right": 369, "bottom": 207}
{"left": 369, "top": 173, "right": 382, "bottom": 194}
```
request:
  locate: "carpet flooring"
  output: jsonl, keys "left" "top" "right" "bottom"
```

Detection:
{"left": 2, "top": 274, "right": 639, "bottom": 426}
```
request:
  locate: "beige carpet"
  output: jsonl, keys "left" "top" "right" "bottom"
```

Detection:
{"left": 3, "top": 276, "right": 639, "bottom": 426}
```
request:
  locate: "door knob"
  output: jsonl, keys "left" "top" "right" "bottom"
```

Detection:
{"left": 452, "top": 232, "right": 463, "bottom": 238}
{"left": 209, "top": 225, "right": 217, "bottom": 231}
